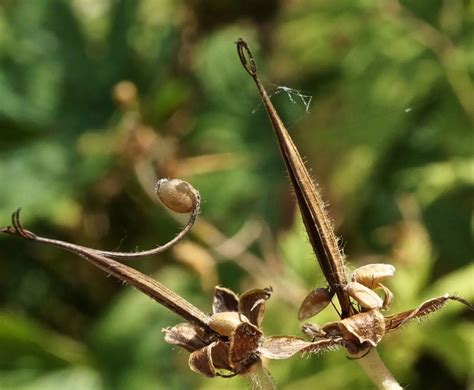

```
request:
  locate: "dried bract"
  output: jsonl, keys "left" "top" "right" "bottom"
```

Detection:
{"left": 352, "top": 263, "right": 396, "bottom": 289}
{"left": 164, "top": 285, "right": 345, "bottom": 377}
{"left": 346, "top": 282, "right": 384, "bottom": 310}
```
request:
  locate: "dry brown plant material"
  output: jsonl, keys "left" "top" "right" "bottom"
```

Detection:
{"left": 1, "top": 38, "right": 472, "bottom": 390}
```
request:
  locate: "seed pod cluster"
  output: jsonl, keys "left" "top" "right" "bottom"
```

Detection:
{"left": 155, "top": 179, "right": 199, "bottom": 214}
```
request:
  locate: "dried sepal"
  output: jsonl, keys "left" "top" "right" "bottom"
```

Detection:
{"left": 155, "top": 178, "right": 199, "bottom": 214}
{"left": 376, "top": 283, "right": 394, "bottom": 310}
{"left": 163, "top": 323, "right": 213, "bottom": 352}
{"left": 339, "top": 309, "right": 385, "bottom": 347}
{"left": 352, "top": 263, "right": 395, "bottom": 289}
{"left": 259, "top": 336, "right": 315, "bottom": 359}
{"left": 213, "top": 286, "right": 239, "bottom": 314}
{"left": 259, "top": 335, "right": 344, "bottom": 359}
{"left": 230, "top": 322, "right": 262, "bottom": 367}
{"left": 210, "top": 341, "right": 233, "bottom": 372}
{"left": 298, "top": 287, "right": 334, "bottom": 321}
{"left": 300, "top": 323, "right": 326, "bottom": 339}
{"left": 209, "top": 311, "right": 249, "bottom": 337}
{"left": 321, "top": 321, "right": 343, "bottom": 338}
{"left": 300, "top": 337, "right": 345, "bottom": 355}
{"left": 346, "top": 282, "right": 384, "bottom": 310}
{"left": 238, "top": 287, "right": 272, "bottom": 327}
{"left": 385, "top": 294, "right": 473, "bottom": 332}
{"left": 189, "top": 342, "right": 217, "bottom": 377}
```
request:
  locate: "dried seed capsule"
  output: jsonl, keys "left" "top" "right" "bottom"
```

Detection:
{"left": 339, "top": 309, "right": 385, "bottom": 347}
{"left": 351, "top": 263, "right": 395, "bottom": 289}
{"left": 155, "top": 179, "right": 199, "bottom": 213}
{"left": 298, "top": 287, "right": 334, "bottom": 321}
{"left": 346, "top": 282, "right": 383, "bottom": 310}
{"left": 208, "top": 312, "right": 249, "bottom": 337}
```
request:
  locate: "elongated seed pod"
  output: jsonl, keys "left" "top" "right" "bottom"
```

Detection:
{"left": 155, "top": 179, "right": 199, "bottom": 214}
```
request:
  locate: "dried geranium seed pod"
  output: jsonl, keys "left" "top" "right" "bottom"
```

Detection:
{"left": 298, "top": 287, "right": 334, "bottom": 321}
{"left": 155, "top": 178, "right": 199, "bottom": 213}
{"left": 208, "top": 312, "right": 249, "bottom": 337}
{"left": 346, "top": 282, "right": 383, "bottom": 310}
{"left": 351, "top": 263, "right": 395, "bottom": 289}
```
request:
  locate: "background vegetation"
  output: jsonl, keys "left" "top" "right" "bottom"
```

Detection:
{"left": 0, "top": 0, "right": 472, "bottom": 389}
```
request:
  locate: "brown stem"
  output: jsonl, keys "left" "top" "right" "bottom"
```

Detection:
{"left": 236, "top": 38, "right": 352, "bottom": 318}
{"left": 242, "top": 360, "right": 277, "bottom": 390}
{"left": 83, "top": 182, "right": 200, "bottom": 259}
{"left": 1, "top": 209, "right": 210, "bottom": 329}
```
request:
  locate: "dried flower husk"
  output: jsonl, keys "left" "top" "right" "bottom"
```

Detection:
{"left": 238, "top": 287, "right": 273, "bottom": 327}
{"left": 163, "top": 323, "right": 214, "bottom": 352}
{"left": 298, "top": 287, "right": 334, "bottom": 321}
{"left": 346, "top": 282, "right": 384, "bottom": 310}
{"left": 259, "top": 336, "right": 315, "bottom": 359}
{"left": 316, "top": 310, "right": 385, "bottom": 351}
{"left": 188, "top": 341, "right": 234, "bottom": 377}
{"left": 259, "top": 335, "right": 344, "bottom": 359}
{"left": 170, "top": 286, "right": 269, "bottom": 377}
{"left": 384, "top": 294, "right": 473, "bottom": 332}
{"left": 377, "top": 282, "right": 394, "bottom": 310}
{"left": 352, "top": 263, "right": 395, "bottom": 289}
{"left": 300, "top": 323, "right": 326, "bottom": 339}
{"left": 213, "top": 286, "right": 240, "bottom": 314}
{"left": 189, "top": 342, "right": 217, "bottom": 377}
{"left": 339, "top": 309, "right": 385, "bottom": 347}
{"left": 229, "top": 321, "right": 262, "bottom": 367}
{"left": 209, "top": 311, "right": 251, "bottom": 337}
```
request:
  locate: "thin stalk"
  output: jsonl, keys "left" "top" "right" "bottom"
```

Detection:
{"left": 242, "top": 360, "right": 277, "bottom": 390}
{"left": 354, "top": 349, "right": 402, "bottom": 390}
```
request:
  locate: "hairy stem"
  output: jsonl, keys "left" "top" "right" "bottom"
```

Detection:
{"left": 354, "top": 349, "right": 402, "bottom": 390}
{"left": 236, "top": 38, "right": 352, "bottom": 318}
{"left": 242, "top": 360, "right": 277, "bottom": 390}
{"left": 1, "top": 209, "right": 211, "bottom": 329}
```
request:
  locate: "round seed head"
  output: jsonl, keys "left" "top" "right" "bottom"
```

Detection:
{"left": 155, "top": 179, "right": 199, "bottom": 214}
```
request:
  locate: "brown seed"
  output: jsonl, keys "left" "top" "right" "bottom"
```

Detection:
{"left": 155, "top": 179, "right": 199, "bottom": 213}
{"left": 298, "top": 287, "right": 334, "bottom": 321}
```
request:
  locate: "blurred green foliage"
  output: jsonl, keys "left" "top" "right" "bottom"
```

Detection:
{"left": 0, "top": 0, "right": 473, "bottom": 389}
